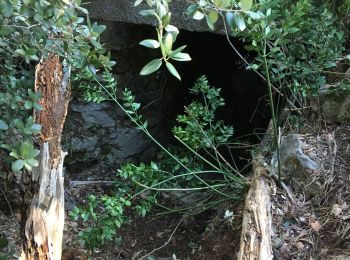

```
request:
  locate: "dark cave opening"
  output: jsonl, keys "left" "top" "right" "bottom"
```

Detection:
{"left": 165, "top": 29, "right": 271, "bottom": 141}
{"left": 63, "top": 21, "right": 273, "bottom": 173}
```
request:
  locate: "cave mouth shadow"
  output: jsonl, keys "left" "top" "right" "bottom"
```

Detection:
{"left": 158, "top": 29, "right": 273, "bottom": 170}
{"left": 99, "top": 21, "right": 275, "bottom": 172}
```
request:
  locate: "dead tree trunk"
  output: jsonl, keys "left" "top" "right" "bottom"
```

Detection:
{"left": 20, "top": 54, "right": 71, "bottom": 259}
{"left": 237, "top": 122, "right": 274, "bottom": 260}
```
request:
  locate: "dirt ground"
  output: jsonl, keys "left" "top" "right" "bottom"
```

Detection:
{"left": 1, "top": 116, "right": 350, "bottom": 259}
{"left": 270, "top": 116, "right": 350, "bottom": 259}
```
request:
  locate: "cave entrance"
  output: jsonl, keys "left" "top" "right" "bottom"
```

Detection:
{"left": 63, "top": 21, "right": 272, "bottom": 173}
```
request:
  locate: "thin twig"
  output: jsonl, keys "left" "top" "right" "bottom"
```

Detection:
{"left": 69, "top": 180, "right": 114, "bottom": 187}
{"left": 269, "top": 169, "right": 295, "bottom": 202}
{"left": 138, "top": 218, "right": 183, "bottom": 260}
{"left": 0, "top": 187, "right": 18, "bottom": 228}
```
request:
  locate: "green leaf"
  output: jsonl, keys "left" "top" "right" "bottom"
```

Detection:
{"left": 139, "top": 39, "right": 160, "bottom": 49}
{"left": 20, "top": 142, "right": 32, "bottom": 158}
{"left": 12, "top": 159, "right": 24, "bottom": 172}
{"left": 209, "top": 10, "right": 219, "bottom": 23}
{"left": 140, "top": 59, "right": 162, "bottom": 76}
{"left": 206, "top": 15, "right": 215, "bottom": 31}
{"left": 2, "top": 0, "right": 13, "bottom": 17}
{"left": 9, "top": 151, "right": 19, "bottom": 159}
{"left": 151, "top": 161, "right": 158, "bottom": 170}
{"left": 139, "top": 9, "right": 156, "bottom": 17}
{"left": 0, "top": 120, "right": 8, "bottom": 130}
{"left": 166, "top": 62, "right": 181, "bottom": 81}
{"left": 186, "top": 4, "right": 198, "bottom": 17}
{"left": 241, "top": 0, "right": 253, "bottom": 11}
{"left": 134, "top": 0, "right": 143, "bottom": 6}
{"left": 233, "top": 13, "right": 246, "bottom": 31}
{"left": 169, "top": 45, "right": 187, "bottom": 58}
{"left": 162, "top": 12, "right": 172, "bottom": 27}
{"left": 163, "top": 33, "right": 173, "bottom": 55}
{"left": 247, "top": 11, "right": 261, "bottom": 20}
{"left": 171, "top": 52, "right": 191, "bottom": 61}
{"left": 192, "top": 10, "right": 205, "bottom": 20}
{"left": 25, "top": 158, "right": 39, "bottom": 167}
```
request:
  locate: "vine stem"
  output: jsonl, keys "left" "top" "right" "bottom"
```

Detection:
{"left": 262, "top": 28, "right": 282, "bottom": 180}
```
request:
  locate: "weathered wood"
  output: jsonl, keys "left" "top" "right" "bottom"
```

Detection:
{"left": 237, "top": 161, "right": 273, "bottom": 260}
{"left": 20, "top": 54, "right": 71, "bottom": 260}
{"left": 238, "top": 122, "right": 274, "bottom": 260}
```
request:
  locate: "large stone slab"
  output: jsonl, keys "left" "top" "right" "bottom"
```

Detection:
{"left": 85, "top": 0, "right": 223, "bottom": 33}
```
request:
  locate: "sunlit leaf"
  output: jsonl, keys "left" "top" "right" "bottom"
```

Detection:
{"left": 140, "top": 59, "right": 162, "bottom": 75}
{"left": 241, "top": 0, "right": 253, "bottom": 11}
{"left": 192, "top": 10, "right": 205, "bottom": 20}
{"left": 163, "top": 33, "right": 173, "bottom": 54}
{"left": 233, "top": 13, "right": 246, "bottom": 31}
{"left": 171, "top": 52, "right": 191, "bottom": 61}
{"left": 0, "top": 120, "right": 8, "bottom": 130}
{"left": 12, "top": 159, "right": 24, "bottom": 172}
{"left": 166, "top": 62, "right": 181, "bottom": 80}
{"left": 139, "top": 39, "right": 160, "bottom": 49}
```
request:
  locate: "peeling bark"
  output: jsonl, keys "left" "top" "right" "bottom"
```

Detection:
{"left": 20, "top": 54, "right": 71, "bottom": 260}
{"left": 238, "top": 122, "right": 274, "bottom": 260}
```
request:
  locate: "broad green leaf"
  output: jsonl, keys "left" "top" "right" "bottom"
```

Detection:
{"left": 30, "top": 123, "right": 42, "bottom": 133}
{"left": 134, "top": 0, "right": 143, "bottom": 6}
{"left": 25, "top": 158, "right": 39, "bottom": 167}
{"left": 209, "top": 10, "right": 219, "bottom": 23}
{"left": 241, "top": 0, "right": 253, "bottom": 11}
{"left": 186, "top": 4, "right": 197, "bottom": 17}
{"left": 20, "top": 141, "right": 33, "bottom": 158}
{"left": 24, "top": 162, "right": 33, "bottom": 171}
{"left": 206, "top": 15, "right": 214, "bottom": 31}
{"left": 162, "top": 12, "right": 171, "bottom": 27}
{"left": 140, "top": 59, "right": 162, "bottom": 75}
{"left": 166, "top": 62, "right": 181, "bottom": 80}
{"left": 139, "top": 9, "right": 156, "bottom": 17}
{"left": 192, "top": 10, "right": 205, "bottom": 20}
{"left": 165, "top": 25, "right": 179, "bottom": 34}
{"left": 266, "top": 8, "right": 272, "bottom": 17}
{"left": 12, "top": 159, "right": 24, "bottom": 172}
{"left": 233, "top": 13, "right": 246, "bottom": 31}
{"left": 225, "top": 12, "right": 234, "bottom": 29}
{"left": 157, "top": 3, "right": 167, "bottom": 18}
{"left": 163, "top": 33, "right": 173, "bottom": 55}
{"left": 247, "top": 11, "right": 261, "bottom": 20}
{"left": 139, "top": 39, "right": 160, "bottom": 49}
{"left": 2, "top": 0, "right": 13, "bottom": 17}
{"left": 151, "top": 161, "right": 158, "bottom": 170}
{"left": 9, "top": 151, "right": 19, "bottom": 159}
{"left": 221, "top": 0, "right": 231, "bottom": 7}
{"left": 169, "top": 45, "right": 187, "bottom": 58}
{"left": 28, "top": 149, "right": 40, "bottom": 159}
{"left": 76, "top": 6, "right": 88, "bottom": 15}
{"left": 171, "top": 52, "right": 191, "bottom": 61}
{"left": 0, "top": 120, "right": 8, "bottom": 130}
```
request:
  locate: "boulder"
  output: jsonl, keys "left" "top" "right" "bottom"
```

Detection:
{"left": 85, "top": 0, "right": 223, "bottom": 34}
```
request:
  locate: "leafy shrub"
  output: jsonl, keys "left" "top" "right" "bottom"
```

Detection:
{"left": 71, "top": 76, "right": 247, "bottom": 248}
{"left": 0, "top": 0, "right": 115, "bottom": 174}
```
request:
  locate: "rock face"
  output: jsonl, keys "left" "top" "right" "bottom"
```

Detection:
{"left": 62, "top": 22, "right": 180, "bottom": 172}
{"left": 63, "top": 100, "right": 155, "bottom": 170}
{"left": 85, "top": 0, "right": 222, "bottom": 34}
{"left": 311, "top": 81, "right": 350, "bottom": 123}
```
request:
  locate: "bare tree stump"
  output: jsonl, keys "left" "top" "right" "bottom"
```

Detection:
{"left": 20, "top": 54, "right": 71, "bottom": 260}
{"left": 237, "top": 160, "right": 273, "bottom": 260}
{"left": 238, "top": 123, "right": 274, "bottom": 260}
